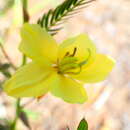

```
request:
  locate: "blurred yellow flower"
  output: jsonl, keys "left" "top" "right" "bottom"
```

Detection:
{"left": 4, "top": 24, "right": 115, "bottom": 103}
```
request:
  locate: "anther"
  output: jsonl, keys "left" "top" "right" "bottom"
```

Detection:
{"left": 64, "top": 52, "right": 70, "bottom": 57}
{"left": 70, "top": 47, "right": 77, "bottom": 57}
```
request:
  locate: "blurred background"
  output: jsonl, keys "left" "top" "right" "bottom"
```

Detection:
{"left": 0, "top": 0, "right": 130, "bottom": 130}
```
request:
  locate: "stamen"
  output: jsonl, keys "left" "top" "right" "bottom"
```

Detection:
{"left": 64, "top": 52, "right": 70, "bottom": 57}
{"left": 70, "top": 47, "right": 77, "bottom": 57}
{"left": 79, "top": 49, "right": 91, "bottom": 67}
{"left": 57, "top": 48, "right": 91, "bottom": 75}
{"left": 59, "top": 63, "right": 79, "bottom": 73}
{"left": 86, "top": 49, "right": 91, "bottom": 61}
{"left": 66, "top": 65, "right": 82, "bottom": 75}
{"left": 59, "top": 57, "right": 78, "bottom": 66}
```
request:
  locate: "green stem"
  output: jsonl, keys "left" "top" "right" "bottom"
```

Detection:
{"left": 22, "top": 0, "right": 27, "bottom": 9}
{"left": 11, "top": 0, "right": 29, "bottom": 129}
{"left": 22, "top": 0, "right": 29, "bottom": 22}
{"left": 10, "top": 99, "right": 21, "bottom": 130}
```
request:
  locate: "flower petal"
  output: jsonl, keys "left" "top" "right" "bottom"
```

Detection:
{"left": 4, "top": 61, "right": 53, "bottom": 97}
{"left": 70, "top": 54, "right": 115, "bottom": 83}
{"left": 50, "top": 74, "right": 87, "bottom": 104}
{"left": 58, "top": 34, "right": 96, "bottom": 66}
{"left": 19, "top": 23, "right": 58, "bottom": 65}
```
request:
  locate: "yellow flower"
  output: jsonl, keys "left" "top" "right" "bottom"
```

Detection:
{"left": 4, "top": 24, "right": 115, "bottom": 103}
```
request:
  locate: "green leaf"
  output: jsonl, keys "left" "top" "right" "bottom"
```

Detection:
{"left": 23, "top": 109, "right": 40, "bottom": 120}
{"left": 0, "top": 63, "right": 11, "bottom": 78}
{"left": 41, "top": 14, "right": 46, "bottom": 27}
{"left": 54, "top": 6, "right": 61, "bottom": 20}
{"left": 37, "top": 0, "right": 96, "bottom": 35}
{"left": 72, "top": 0, "right": 78, "bottom": 5}
{"left": 19, "top": 110, "right": 31, "bottom": 130}
{"left": 0, "top": 64, "right": 10, "bottom": 70}
{"left": 77, "top": 118, "right": 88, "bottom": 130}
{"left": 45, "top": 9, "right": 52, "bottom": 29}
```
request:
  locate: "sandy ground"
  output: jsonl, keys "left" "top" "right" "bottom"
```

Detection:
{"left": 0, "top": 0, "right": 130, "bottom": 130}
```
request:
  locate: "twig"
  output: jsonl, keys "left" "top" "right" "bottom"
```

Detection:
{"left": 0, "top": 43, "right": 17, "bottom": 70}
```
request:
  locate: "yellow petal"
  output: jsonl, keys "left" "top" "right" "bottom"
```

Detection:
{"left": 50, "top": 74, "right": 87, "bottom": 104}
{"left": 58, "top": 34, "right": 96, "bottom": 66}
{"left": 70, "top": 54, "right": 115, "bottom": 83}
{"left": 4, "top": 61, "right": 53, "bottom": 97}
{"left": 19, "top": 23, "right": 58, "bottom": 65}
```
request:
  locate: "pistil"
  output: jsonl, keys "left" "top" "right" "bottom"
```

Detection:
{"left": 57, "top": 47, "right": 91, "bottom": 75}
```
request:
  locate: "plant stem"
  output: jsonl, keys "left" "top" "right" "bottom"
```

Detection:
{"left": 10, "top": 99, "right": 21, "bottom": 130}
{"left": 11, "top": 0, "right": 29, "bottom": 129}
{"left": 0, "top": 43, "right": 17, "bottom": 70}
{"left": 22, "top": 0, "right": 29, "bottom": 22}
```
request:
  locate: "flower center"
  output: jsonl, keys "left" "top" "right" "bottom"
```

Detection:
{"left": 56, "top": 47, "right": 91, "bottom": 75}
